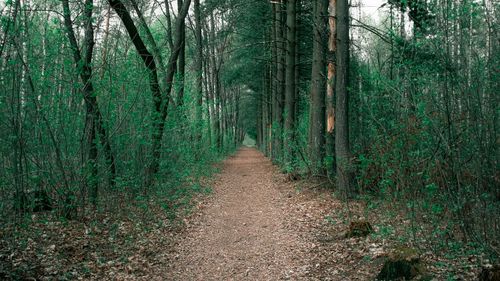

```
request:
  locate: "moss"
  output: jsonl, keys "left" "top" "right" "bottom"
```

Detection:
{"left": 391, "top": 246, "right": 419, "bottom": 261}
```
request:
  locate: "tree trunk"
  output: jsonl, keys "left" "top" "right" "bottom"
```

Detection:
{"left": 194, "top": 0, "right": 203, "bottom": 145}
{"left": 273, "top": 3, "right": 285, "bottom": 163}
{"left": 130, "top": 0, "right": 168, "bottom": 89}
{"left": 176, "top": 0, "right": 186, "bottom": 106}
{"left": 309, "top": 0, "right": 328, "bottom": 175}
{"left": 284, "top": 0, "right": 296, "bottom": 169}
{"left": 209, "top": 13, "right": 221, "bottom": 150}
{"left": 100, "top": 4, "right": 111, "bottom": 79}
{"left": 108, "top": 0, "right": 192, "bottom": 187}
{"left": 203, "top": 55, "right": 213, "bottom": 147}
{"left": 326, "top": 0, "right": 336, "bottom": 177}
{"left": 335, "top": 0, "right": 353, "bottom": 198}
{"left": 62, "top": 0, "right": 116, "bottom": 205}
{"left": 164, "top": 0, "right": 174, "bottom": 50}
{"left": 270, "top": 5, "right": 277, "bottom": 157}
{"left": 262, "top": 65, "right": 269, "bottom": 155}
{"left": 108, "top": 0, "right": 161, "bottom": 187}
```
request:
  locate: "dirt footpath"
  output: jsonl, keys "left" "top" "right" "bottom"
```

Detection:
{"left": 166, "top": 147, "right": 315, "bottom": 280}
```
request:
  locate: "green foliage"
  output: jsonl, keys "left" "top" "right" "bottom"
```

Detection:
{"left": 349, "top": 0, "right": 499, "bottom": 260}
{"left": 0, "top": 0, "right": 243, "bottom": 228}
{"left": 0, "top": 0, "right": 498, "bottom": 276}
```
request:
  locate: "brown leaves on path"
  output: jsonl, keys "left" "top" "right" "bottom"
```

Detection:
{"left": 165, "top": 147, "right": 315, "bottom": 280}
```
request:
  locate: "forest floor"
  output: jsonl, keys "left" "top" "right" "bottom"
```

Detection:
{"left": 162, "top": 147, "right": 484, "bottom": 280}
{"left": 165, "top": 147, "right": 315, "bottom": 280}
{"left": 1, "top": 147, "right": 487, "bottom": 280}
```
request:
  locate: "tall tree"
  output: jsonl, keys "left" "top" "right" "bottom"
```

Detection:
{"left": 108, "top": 0, "right": 192, "bottom": 186}
{"left": 284, "top": 0, "right": 296, "bottom": 169}
{"left": 272, "top": 2, "right": 285, "bottom": 163}
{"left": 335, "top": 0, "right": 353, "bottom": 198}
{"left": 326, "top": 0, "right": 336, "bottom": 177}
{"left": 209, "top": 12, "right": 221, "bottom": 149}
{"left": 193, "top": 0, "right": 203, "bottom": 143}
{"left": 177, "top": 0, "right": 187, "bottom": 105}
{"left": 309, "top": 0, "right": 328, "bottom": 175}
{"left": 62, "top": 0, "right": 116, "bottom": 206}
{"left": 108, "top": 0, "right": 162, "bottom": 187}
{"left": 130, "top": 0, "right": 167, "bottom": 84}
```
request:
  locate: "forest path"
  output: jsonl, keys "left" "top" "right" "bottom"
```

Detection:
{"left": 166, "top": 147, "right": 314, "bottom": 280}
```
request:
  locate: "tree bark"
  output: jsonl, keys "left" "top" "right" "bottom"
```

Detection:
{"left": 108, "top": 0, "right": 192, "bottom": 187}
{"left": 130, "top": 0, "right": 167, "bottom": 84}
{"left": 108, "top": 0, "right": 161, "bottom": 187}
{"left": 335, "top": 0, "right": 353, "bottom": 198}
{"left": 309, "top": 0, "right": 328, "bottom": 175}
{"left": 202, "top": 54, "right": 213, "bottom": 147}
{"left": 176, "top": 0, "right": 186, "bottom": 106}
{"left": 100, "top": 4, "right": 111, "bottom": 79}
{"left": 270, "top": 4, "right": 277, "bottom": 157}
{"left": 62, "top": 0, "right": 116, "bottom": 205}
{"left": 326, "top": 0, "right": 336, "bottom": 177}
{"left": 164, "top": 0, "right": 174, "bottom": 50}
{"left": 284, "top": 0, "right": 297, "bottom": 169}
{"left": 262, "top": 65, "right": 269, "bottom": 155}
{"left": 194, "top": 0, "right": 203, "bottom": 144}
{"left": 209, "top": 13, "right": 222, "bottom": 150}
{"left": 273, "top": 3, "right": 285, "bottom": 163}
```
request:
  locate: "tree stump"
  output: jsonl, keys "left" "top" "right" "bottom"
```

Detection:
{"left": 345, "top": 220, "right": 373, "bottom": 238}
{"left": 377, "top": 247, "right": 425, "bottom": 280}
{"left": 479, "top": 264, "right": 500, "bottom": 281}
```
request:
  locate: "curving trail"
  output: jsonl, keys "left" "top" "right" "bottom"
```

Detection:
{"left": 166, "top": 147, "right": 314, "bottom": 280}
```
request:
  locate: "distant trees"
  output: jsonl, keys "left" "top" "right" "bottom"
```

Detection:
{"left": 261, "top": 0, "right": 355, "bottom": 196}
